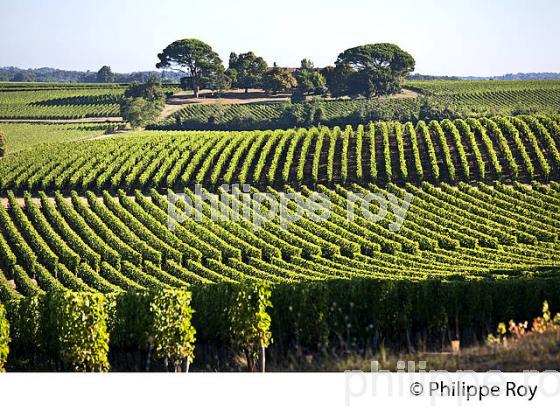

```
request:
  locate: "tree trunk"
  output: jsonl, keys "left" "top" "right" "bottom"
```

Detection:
{"left": 146, "top": 345, "right": 152, "bottom": 372}
{"left": 260, "top": 346, "right": 266, "bottom": 373}
{"left": 245, "top": 349, "right": 253, "bottom": 372}
{"left": 406, "top": 328, "right": 415, "bottom": 353}
{"left": 194, "top": 86, "right": 200, "bottom": 98}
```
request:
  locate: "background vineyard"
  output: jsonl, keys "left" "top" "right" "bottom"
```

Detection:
{"left": 160, "top": 80, "right": 560, "bottom": 130}
{"left": 2, "top": 80, "right": 560, "bottom": 125}
{"left": 0, "top": 83, "right": 177, "bottom": 120}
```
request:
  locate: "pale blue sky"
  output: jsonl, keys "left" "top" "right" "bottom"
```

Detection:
{"left": 1, "top": 0, "right": 559, "bottom": 76}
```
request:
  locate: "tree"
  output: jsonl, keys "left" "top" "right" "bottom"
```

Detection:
{"left": 262, "top": 64, "right": 297, "bottom": 95}
{"left": 294, "top": 59, "right": 326, "bottom": 96}
{"left": 156, "top": 39, "right": 224, "bottom": 97}
{"left": 97, "top": 66, "right": 115, "bottom": 83}
{"left": 120, "top": 78, "right": 165, "bottom": 128}
{"left": 201, "top": 64, "right": 231, "bottom": 93}
{"left": 300, "top": 58, "right": 314, "bottom": 71}
{"left": 333, "top": 43, "right": 415, "bottom": 97}
{"left": 321, "top": 65, "right": 349, "bottom": 98}
{"left": 12, "top": 71, "right": 36, "bottom": 82}
{"left": 124, "top": 76, "right": 165, "bottom": 101}
{"left": 0, "top": 129, "right": 7, "bottom": 157}
{"left": 120, "top": 98, "right": 163, "bottom": 128}
{"left": 228, "top": 51, "right": 268, "bottom": 92}
{"left": 290, "top": 87, "right": 305, "bottom": 103}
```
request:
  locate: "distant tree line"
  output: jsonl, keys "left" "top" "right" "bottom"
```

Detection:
{"left": 407, "top": 74, "right": 462, "bottom": 81}
{"left": 156, "top": 39, "right": 416, "bottom": 100}
{"left": 3, "top": 64, "right": 560, "bottom": 86}
{"left": 0, "top": 66, "right": 183, "bottom": 83}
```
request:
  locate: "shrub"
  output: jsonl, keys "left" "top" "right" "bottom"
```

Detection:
{"left": 290, "top": 88, "right": 305, "bottom": 104}
{"left": 229, "top": 112, "right": 257, "bottom": 130}
{"left": 278, "top": 103, "right": 300, "bottom": 128}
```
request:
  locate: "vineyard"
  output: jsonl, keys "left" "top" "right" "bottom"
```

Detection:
{"left": 0, "top": 123, "right": 120, "bottom": 152}
{"left": 158, "top": 80, "right": 560, "bottom": 130}
{"left": 2, "top": 115, "right": 559, "bottom": 193}
{"left": 1, "top": 180, "right": 560, "bottom": 369}
{"left": 408, "top": 79, "right": 560, "bottom": 114}
{"left": 0, "top": 87, "right": 123, "bottom": 119}
{"left": 1, "top": 80, "right": 560, "bottom": 371}
{"left": 160, "top": 98, "right": 420, "bottom": 130}
{"left": 2, "top": 80, "right": 559, "bottom": 126}
{"left": 407, "top": 79, "right": 560, "bottom": 94}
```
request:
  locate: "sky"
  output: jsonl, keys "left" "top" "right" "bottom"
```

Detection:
{"left": 1, "top": 0, "right": 559, "bottom": 76}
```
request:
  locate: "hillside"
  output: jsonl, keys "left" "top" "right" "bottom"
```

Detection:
{"left": 1, "top": 83, "right": 560, "bottom": 372}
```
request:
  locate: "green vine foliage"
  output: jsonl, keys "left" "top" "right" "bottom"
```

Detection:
{"left": 111, "top": 290, "right": 151, "bottom": 351}
{"left": 229, "top": 283, "right": 273, "bottom": 371}
{"left": 111, "top": 289, "right": 196, "bottom": 371}
{"left": 9, "top": 296, "right": 43, "bottom": 354}
{"left": 0, "top": 303, "right": 9, "bottom": 371}
{"left": 149, "top": 289, "right": 196, "bottom": 372}
{"left": 48, "top": 291, "right": 110, "bottom": 372}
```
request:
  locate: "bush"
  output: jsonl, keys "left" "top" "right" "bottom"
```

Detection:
{"left": 302, "top": 99, "right": 325, "bottom": 126}
{"left": 124, "top": 77, "right": 165, "bottom": 101}
{"left": 0, "top": 303, "right": 9, "bottom": 372}
{"left": 229, "top": 112, "right": 257, "bottom": 130}
{"left": 290, "top": 88, "right": 306, "bottom": 104}
{"left": 278, "top": 103, "right": 301, "bottom": 128}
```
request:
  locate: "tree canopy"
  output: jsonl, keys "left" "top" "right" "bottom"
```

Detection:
{"left": 228, "top": 52, "right": 268, "bottom": 92}
{"left": 333, "top": 43, "right": 415, "bottom": 97}
{"left": 262, "top": 64, "right": 297, "bottom": 95}
{"left": 97, "top": 66, "right": 115, "bottom": 83}
{"left": 294, "top": 59, "right": 326, "bottom": 96}
{"left": 156, "top": 39, "right": 224, "bottom": 97}
{"left": 124, "top": 77, "right": 165, "bottom": 101}
{"left": 120, "top": 77, "right": 165, "bottom": 128}
{"left": 120, "top": 98, "right": 163, "bottom": 128}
